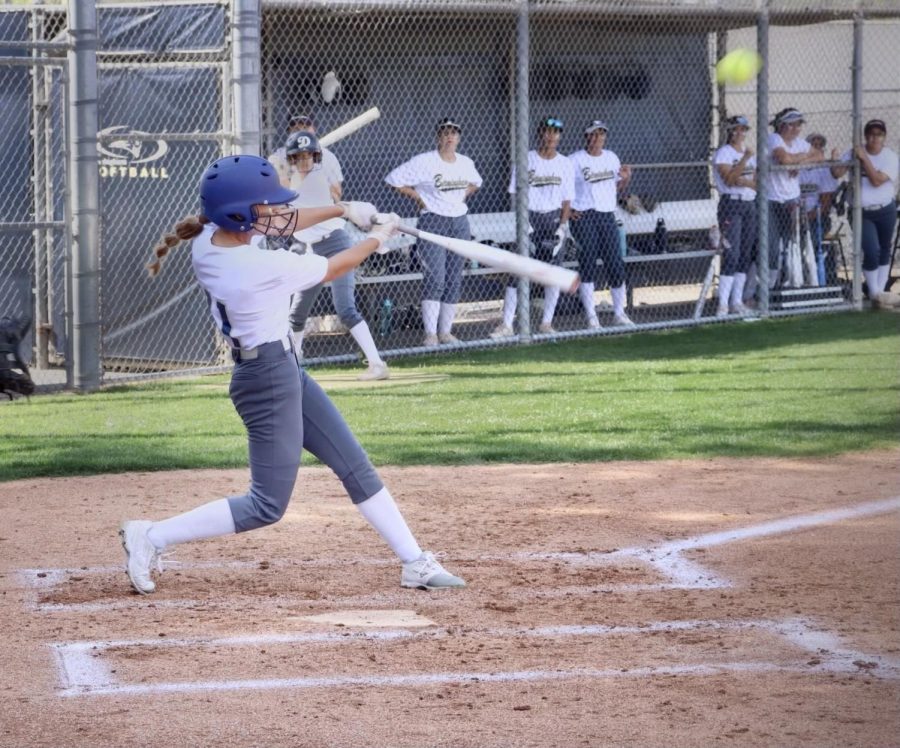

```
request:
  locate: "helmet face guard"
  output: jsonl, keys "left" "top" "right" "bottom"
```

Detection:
{"left": 199, "top": 155, "right": 297, "bottom": 233}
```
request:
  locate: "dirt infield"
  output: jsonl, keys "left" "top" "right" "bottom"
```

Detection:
{"left": 1, "top": 450, "right": 898, "bottom": 747}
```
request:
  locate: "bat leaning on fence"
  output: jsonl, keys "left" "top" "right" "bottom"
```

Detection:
{"left": 393, "top": 224, "right": 580, "bottom": 293}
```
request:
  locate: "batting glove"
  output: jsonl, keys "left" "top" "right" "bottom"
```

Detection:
{"left": 552, "top": 222, "right": 570, "bottom": 257}
{"left": 338, "top": 200, "right": 378, "bottom": 230}
{"left": 367, "top": 212, "right": 401, "bottom": 254}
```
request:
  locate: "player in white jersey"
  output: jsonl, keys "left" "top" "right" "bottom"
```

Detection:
{"left": 568, "top": 120, "right": 634, "bottom": 328}
{"left": 712, "top": 115, "right": 757, "bottom": 317}
{"left": 491, "top": 116, "right": 575, "bottom": 338}
{"left": 832, "top": 118, "right": 898, "bottom": 298}
{"left": 283, "top": 130, "right": 388, "bottom": 381}
{"left": 267, "top": 113, "right": 342, "bottom": 194}
{"left": 765, "top": 108, "right": 825, "bottom": 288}
{"left": 119, "top": 155, "right": 466, "bottom": 595}
{"left": 386, "top": 118, "right": 483, "bottom": 346}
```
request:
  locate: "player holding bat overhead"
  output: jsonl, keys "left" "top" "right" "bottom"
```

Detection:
{"left": 386, "top": 118, "right": 482, "bottom": 346}
{"left": 492, "top": 116, "right": 575, "bottom": 338}
{"left": 568, "top": 119, "right": 635, "bottom": 328}
{"left": 121, "top": 155, "right": 465, "bottom": 595}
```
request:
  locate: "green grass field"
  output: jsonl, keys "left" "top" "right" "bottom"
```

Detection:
{"left": 1, "top": 312, "right": 898, "bottom": 482}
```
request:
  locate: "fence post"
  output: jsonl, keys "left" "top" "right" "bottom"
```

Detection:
{"left": 755, "top": 2, "right": 770, "bottom": 317}
{"left": 515, "top": 0, "right": 531, "bottom": 339}
{"left": 231, "top": 0, "right": 261, "bottom": 155}
{"left": 850, "top": 11, "right": 863, "bottom": 309}
{"left": 67, "top": 0, "right": 100, "bottom": 391}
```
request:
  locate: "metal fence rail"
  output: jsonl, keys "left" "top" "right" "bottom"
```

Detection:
{"left": 0, "top": 0, "right": 897, "bottom": 391}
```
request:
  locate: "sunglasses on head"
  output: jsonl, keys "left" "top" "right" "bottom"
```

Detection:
{"left": 543, "top": 118, "right": 563, "bottom": 129}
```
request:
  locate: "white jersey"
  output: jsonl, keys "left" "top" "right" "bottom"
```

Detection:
{"left": 288, "top": 152, "right": 345, "bottom": 244}
{"left": 192, "top": 223, "right": 328, "bottom": 350}
{"left": 766, "top": 132, "right": 810, "bottom": 202}
{"left": 385, "top": 150, "right": 482, "bottom": 217}
{"left": 800, "top": 165, "right": 840, "bottom": 212}
{"left": 841, "top": 146, "right": 899, "bottom": 209}
{"left": 713, "top": 144, "right": 757, "bottom": 200}
{"left": 508, "top": 151, "right": 576, "bottom": 213}
{"left": 568, "top": 149, "right": 622, "bottom": 212}
{"left": 267, "top": 145, "right": 342, "bottom": 189}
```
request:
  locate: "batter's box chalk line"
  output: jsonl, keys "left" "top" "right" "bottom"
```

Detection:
{"left": 50, "top": 616, "right": 900, "bottom": 697}
{"left": 18, "top": 496, "right": 900, "bottom": 613}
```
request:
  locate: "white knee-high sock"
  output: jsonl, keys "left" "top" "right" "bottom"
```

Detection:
{"left": 146, "top": 498, "right": 236, "bottom": 550}
{"left": 349, "top": 321, "right": 383, "bottom": 366}
{"left": 502, "top": 287, "right": 518, "bottom": 328}
{"left": 718, "top": 275, "right": 734, "bottom": 308}
{"left": 542, "top": 286, "right": 560, "bottom": 324}
{"left": 863, "top": 269, "right": 880, "bottom": 299}
{"left": 579, "top": 282, "right": 597, "bottom": 320}
{"left": 610, "top": 283, "right": 627, "bottom": 316}
{"left": 731, "top": 273, "right": 747, "bottom": 307}
{"left": 876, "top": 264, "right": 891, "bottom": 294}
{"left": 421, "top": 300, "right": 440, "bottom": 335}
{"left": 355, "top": 487, "right": 422, "bottom": 563}
{"left": 438, "top": 303, "right": 456, "bottom": 335}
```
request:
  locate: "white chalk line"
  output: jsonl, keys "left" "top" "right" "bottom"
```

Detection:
{"left": 19, "top": 496, "right": 899, "bottom": 613}
{"left": 53, "top": 617, "right": 900, "bottom": 697}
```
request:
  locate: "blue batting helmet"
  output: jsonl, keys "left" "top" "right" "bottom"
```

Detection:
{"left": 199, "top": 155, "right": 297, "bottom": 232}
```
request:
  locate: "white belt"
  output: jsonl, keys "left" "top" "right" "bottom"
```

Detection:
{"left": 862, "top": 202, "right": 893, "bottom": 211}
{"left": 723, "top": 194, "right": 754, "bottom": 202}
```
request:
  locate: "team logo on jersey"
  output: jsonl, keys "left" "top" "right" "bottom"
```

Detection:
{"left": 528, "top": 170, "right": 562, "bottom": 188}
{"left": 434, "top": 174, "right": 469, "bottom": 192}
{"left": 97, "top": 126, "right": 170, "bottom": 179}
{"left": 581, "top": 167, "right": 615, "bottom": 184}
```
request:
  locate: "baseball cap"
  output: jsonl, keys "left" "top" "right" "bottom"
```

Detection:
{"left": 770, "top": 108, "right": 805, "bottom": 128}
{"left": 436, "top": 117, "right": 462, "bottom": 134}
{"left": 806, "top": 132, "right": 827, "bottom": 146}
{"left": 539, "top": 116, "right": 564, "bottom": 131}
{"left": 584, "top": 120, "right": 609, "bottom": 135}
{"left": 864, "top": 118, "right": 887, "bottom": 135}
{"left": 289, "top": 113, "right": 314, "bottom": 127}
{"left": 725, "top": 115, "right": 751, "bottom": 130}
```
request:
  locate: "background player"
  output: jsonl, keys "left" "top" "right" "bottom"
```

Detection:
{"left": 122, "top": 155, "right": 466, "bottom": 595}
{"left": 568, "top": 120, "right": 635, "bottom": 328}
{"left": 492, "top": 116, "right": 575, "bottom": 338}
{"left": 386, "top": 118, "right": 482, "bottom": 346}
{"left": 713, "top": 115, "right": 757, "bottom": 317}
{"left": 266, "top": 113, "right": 336, "bottom": 191}
{"left": 283, "top": 130, "right": 389, "bottom": 380}
{"left": 831, "top": 118, "right": 898, "bottom": 299}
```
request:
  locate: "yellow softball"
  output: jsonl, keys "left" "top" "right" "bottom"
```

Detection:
{"left": 716, "top": 48, "right": 763, "bottom": 86}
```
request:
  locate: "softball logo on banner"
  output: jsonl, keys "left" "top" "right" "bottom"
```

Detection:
{"left": 98, "top": 126, "right": 170, "bottom": 179}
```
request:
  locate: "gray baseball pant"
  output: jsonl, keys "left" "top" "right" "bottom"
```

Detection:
{"left": 289, "top": 229, "right": 365, "bottom": 332}
{"left": 226, "top": 341, "right": 383, "bottom": 532}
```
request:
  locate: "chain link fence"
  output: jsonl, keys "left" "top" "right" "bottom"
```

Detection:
{"left": 1, "top": 1, "right": 897, "bottom": 389}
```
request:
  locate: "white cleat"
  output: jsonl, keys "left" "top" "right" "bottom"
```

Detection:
{"left": 716, "top": 305, "right": 730, "bottom": 318}
{"left": 358, "top": 361, "right": 390, "bottom": 381}
{"left": 612, "top": 313, "right": 636, "bottom": 327}
{"left": 730, "top": 303, "right": 753, "bottom": 316}
{"left": 422, "top": 334, "right": 439, "bottom": 347}
{"left": 438, "top": 333, "right": 460, "bottom": 345}
{"left": 401, "top": 551, "right": 466, "bottom": 590}
{"left": 490, "top": 324, "right": 515, "bottom": 339}
{"left": 538, "top": 323, "right": 556, "bottom": 334}
{"left": 587, "top": 316, "right": 602, "bottom": 330}
{"left": 119, "top": 520, "right": 160, "bottom": 595}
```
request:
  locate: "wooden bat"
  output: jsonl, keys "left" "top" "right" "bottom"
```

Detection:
{"left": 398, "top": 225, "right": 580, "bottom": 293}
{"left": 317, "top": 107, "right": 381, "bottom": 147}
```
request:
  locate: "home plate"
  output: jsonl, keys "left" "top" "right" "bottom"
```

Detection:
{"left": 297, "top": 609, "right": 437, "bottom": 627}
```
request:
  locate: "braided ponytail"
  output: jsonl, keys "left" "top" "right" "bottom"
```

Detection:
{"left": 146, "top": 215, "right": 210, "bottom": 277}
